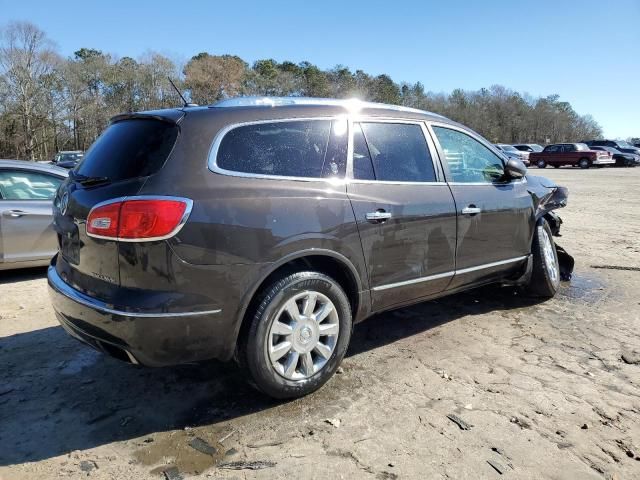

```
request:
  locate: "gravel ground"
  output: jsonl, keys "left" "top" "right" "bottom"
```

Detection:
{"left": 1, "top": 167, "right": 639, "bottom": 480}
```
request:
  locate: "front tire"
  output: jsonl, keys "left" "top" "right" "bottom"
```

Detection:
{"left": 537, "top": 159, "right": 547, "bottom": 168}
{"left": 239, "top": 272, "right": 352, "bottom": 399}
{"left": 526, "top": 220, "right": 561, "bottom": 298}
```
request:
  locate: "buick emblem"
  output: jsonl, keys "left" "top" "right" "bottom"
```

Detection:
{"left": 60, "top": 192, "right": 69, "bottom": 215}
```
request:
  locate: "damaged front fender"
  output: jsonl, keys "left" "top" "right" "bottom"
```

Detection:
{"left": 527, "top": 175, "right": 574, "bottom": 280}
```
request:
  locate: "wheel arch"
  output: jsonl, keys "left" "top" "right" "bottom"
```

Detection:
{"left": 230, "top": 249, "right": 369, "bottom": 360}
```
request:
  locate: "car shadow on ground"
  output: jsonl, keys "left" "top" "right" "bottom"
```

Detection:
{"left": 0, "top": 285, "right": 543, "bottom": 466}
{"left": 0, "top": 266, "right": 48, "bottom": 285}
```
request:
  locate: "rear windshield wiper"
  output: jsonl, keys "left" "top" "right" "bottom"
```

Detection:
{"left": 69, "top": 171, "right": 111, "bottom": 186}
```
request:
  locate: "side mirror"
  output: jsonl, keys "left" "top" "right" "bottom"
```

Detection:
{"left": 504, "top": 158, "right": 527, "bottom": 179}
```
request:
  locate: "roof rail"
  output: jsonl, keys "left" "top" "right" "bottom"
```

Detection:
{"left": 210, "top": 96, "right": 445, "bottom": 118}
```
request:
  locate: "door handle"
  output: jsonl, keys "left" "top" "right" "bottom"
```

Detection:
{"left": 461, "top": 205, "right": 481, "bottom": 216}
{"left": 2, "top": 210, "right": 28, "bottom": 218}
{"left": 366, "top": 210, "right": 392, "bottom": 222}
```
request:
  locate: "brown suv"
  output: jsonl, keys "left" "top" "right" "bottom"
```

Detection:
{"left": 48, "top": 97, "right": 570, "bottom": 398}
{"left": 530, "top": 143, "right": 614, "bottom": 169}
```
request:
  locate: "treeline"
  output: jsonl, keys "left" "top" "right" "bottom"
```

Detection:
{"left": 0, "top": 21, "right": 603, "bottom": 161}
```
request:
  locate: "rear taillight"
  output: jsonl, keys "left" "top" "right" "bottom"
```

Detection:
{"left": 86, "top": 196, "right": 192, "bottom": 241}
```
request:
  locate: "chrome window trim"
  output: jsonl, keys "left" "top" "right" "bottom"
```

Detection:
{"left": 426, "top": 122, "right": 527, "bottom": 186}
{"left": 207, "top": 116, "right": 349, "bottom": 183}
{"left": 49, "top": 266, "right": 222, "bottom": 317}
{"left": 448, "top": 177, "right": 528, "bottom": 186}
{"left": 346, "top": 117, "right": 445, "bottom": 184}
{"left": 85, "top": 195, "right": 194, "bottom": 242}
{"left": 373, "top": 255, "right": 528, "bottom": 291}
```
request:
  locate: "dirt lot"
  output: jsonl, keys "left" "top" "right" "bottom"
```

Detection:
{"left": 1, "top": 167, "right": 639, "bottom": 480}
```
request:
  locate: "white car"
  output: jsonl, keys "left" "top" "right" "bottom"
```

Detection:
{"left": 0, "top": 160, "right": 67, "bottom": 270}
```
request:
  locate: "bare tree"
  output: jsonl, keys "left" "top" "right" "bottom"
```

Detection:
{"left": 0, "top": 21, "right": 56, "bottom": 160}
{"left": 183, "top": 53, "right": 247, "bottom": 104}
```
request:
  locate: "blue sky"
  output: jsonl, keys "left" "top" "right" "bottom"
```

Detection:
{"left": 2, "top": 0, "right": 638, "bottom": 138}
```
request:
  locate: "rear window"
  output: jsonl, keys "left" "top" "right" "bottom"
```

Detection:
{"left": 76, "top": 119, "right": 178, "bottom": 182}
{"left": 216, "top": 119, "right": 347, "bottom": 179}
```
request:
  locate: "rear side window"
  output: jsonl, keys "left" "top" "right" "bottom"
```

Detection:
{"left": 76, "top": 119, "right": 178, "bottom": 182}
{"left": 216, "top": 119, "right": 347, "bottom": 179}
{"left": 358, "top": 122, "right": 436, "bottom": 182}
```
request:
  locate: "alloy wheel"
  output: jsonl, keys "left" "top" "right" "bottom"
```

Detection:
{"left": 267, "top": 290, "right": 340, "bottom": 380}
{"left": 540, "top": 228, "right": 559, "bottom": 284}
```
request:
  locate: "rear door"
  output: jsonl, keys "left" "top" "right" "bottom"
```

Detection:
{"left": 347, "top": 120, "right": 457, "bottom": 311}
{"left": 428, "top": 124, "right": 533, "bottom": 290}
{"left": 562, "top": 144, "right": 578, "bottom": 164}
{"left": 0, "top": 168, "right": 64, "bottom": 265}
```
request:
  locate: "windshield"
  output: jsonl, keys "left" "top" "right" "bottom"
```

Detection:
{"left": 530, "top": 144, "right": 543, "bottom": 152}
{"left": 575, "top": 143, "right": 590, "bottom": 151}
{"left": 498, "top": 145, "right": 518, "bottom": 152}
{"left": 616, "top": 140, "right": 633, "bottom": 148}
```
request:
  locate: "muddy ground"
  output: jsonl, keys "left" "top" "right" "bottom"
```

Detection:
{"left": 1, "top": 167, "right": 639, "bottom": 480}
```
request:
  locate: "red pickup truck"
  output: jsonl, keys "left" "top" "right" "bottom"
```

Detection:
{"left": 530, "top": 143, "right": 614, "bottom": 169}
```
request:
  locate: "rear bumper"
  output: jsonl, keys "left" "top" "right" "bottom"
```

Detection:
{"left": 48, "top": 259, "right": 233, "bottom": 366}
{"left": 593, "top": 158, "right": 615, "bottom": 165}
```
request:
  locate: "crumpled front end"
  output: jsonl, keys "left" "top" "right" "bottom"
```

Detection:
{"left": 527, "top": 175, "right": 574, "bottom": 280}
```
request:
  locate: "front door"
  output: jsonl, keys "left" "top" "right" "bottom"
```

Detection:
{"left": 347, "top": 121, "right": 457, "bottom": 311}
{"left": 0, "top": 168, "right": 63, "bottom": 265}
{"left": 429, "top": 125, "right": 533, "bottom": 290}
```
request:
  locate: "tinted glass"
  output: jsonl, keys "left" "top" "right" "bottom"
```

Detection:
{"left": 432, "top": 126, "right": 505, "bottom": 183}
{"left": 217, "top": 120, "right": 347, "bottom": 178}
{"left": 0, "top": 170, "right": 63, "bottom": 200}
{"left": 543, "top": 145, "right": 559, "bottom": 152}
{"left": 353, "top": 123, "right": 375, "bottom": 180}
{"left": 76, "top": 119, "right": 178, "bottom": 182}
{"left": 359, "top": 123, "right": 436, "bottom": 182}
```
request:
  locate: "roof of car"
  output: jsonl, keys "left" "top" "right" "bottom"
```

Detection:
{"left": 0, "top": 159, "right": 69, "bottom": 176}
{"left": 195, "top": 96, "right": 452, "bottom": 123}
{"left": 211, "top": 96, "right": 443, "bottom": 115}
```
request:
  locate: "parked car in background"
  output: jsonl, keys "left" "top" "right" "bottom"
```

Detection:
{"left": 513, "top": 143, "right": 544, "bottom": 153}
{"left": 51, "top": 151, "right": 84, "bottom": 169}
{"left": 589, "top": 146, "right": 639, "bottom": 167}
{"left": 584, "top": 140, "right": 640, "bottom": 156}
{"left": 48, "top": 97, "right": 571, "bottom": 399}
{"left": 529, "top": 143, "right": 614, "bottom": 169}
{"left": 495, "top": 144, "right": 530, "bottom": 166}
{"left": 0, "top": 160, "right": 68, "bottom": 270}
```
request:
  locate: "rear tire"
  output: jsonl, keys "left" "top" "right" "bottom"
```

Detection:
{"left": 526, "top": 220, "right": 561, "bottom": 298}
{"left": 578, "top": 158, "right": 591, "bottom": 169}
{"left": 239, "top": 271, "right": 352, "bottom": 399}
{"left": 537, "top": 159, "right": 547, "bottom": 168}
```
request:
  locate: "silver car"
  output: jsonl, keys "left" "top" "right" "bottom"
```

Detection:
{"left": 0, "top": 160, "right": 67, "bottom": 270}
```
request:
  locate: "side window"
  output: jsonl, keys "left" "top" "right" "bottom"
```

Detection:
{"left": 0, "top": 170, "right": 63, "bottom": 200}
{"left": 432, "top": 126, "right": 505, "bottom": 183}
{"left": 216, "top": 119, "right": 347, "bottom": 179}
{"left": 544, "top": 145, "right": 559, "bottom": 153}
{"left": 352, "top": 123, "right": 375, "bottom": 180}
{"left": 358, "top": 122, "right": 436, "bottom": 182}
